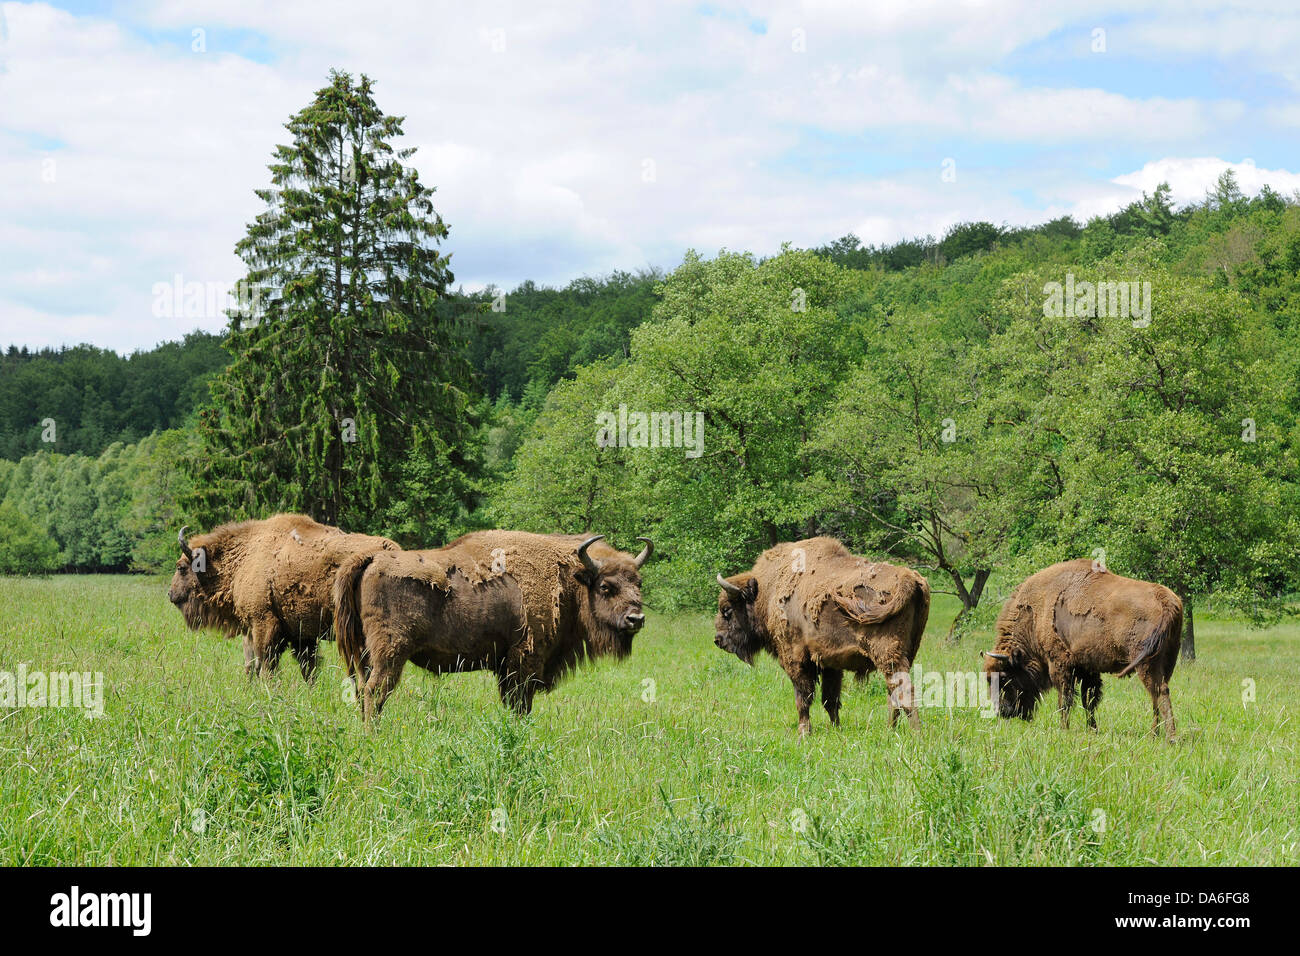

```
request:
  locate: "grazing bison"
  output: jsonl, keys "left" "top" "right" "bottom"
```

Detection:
{"left": 714, "top": 537, "right": 930, "bottom": 735}
{"left": 334, "top": 531, "right": 651, "bottom": 720}
{"left": 168, "top": 514, "right": 397, "bottom": 680}
{"left": 981, "top": 559, "right": 1182, "bottom": 740}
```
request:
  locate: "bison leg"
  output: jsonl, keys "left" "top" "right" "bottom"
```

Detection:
{"left": 789, "top": 661, "right": 818, "bottom": 736}
{"left": 1142, "top": 672, "right": 1176, "bottom": 742}
{"left": 251, "top": 619, "right": 286, "bottom": 679}
{"left": 290, "top": 640, "right": 319, "bottom": 683}
{"left": 821, "top": 668, "right": 843, "bottom": 727}
{"left": 362, "top": 654, "right": 407, "bottom": 725}
{"left": 1050, "top": 663, "right": 1074, "bottom": 730}
{"left": 497, "top": 671, "right": 538, "bottom": 716}
{"left": 1079, "top": 672, "right": 1103, "bottom": 731}
{"left": 241, "top": 635, "right": 257, "bottom": 680}
{"left": 1159, "top": 688, "right": 1176, "bottom": 742}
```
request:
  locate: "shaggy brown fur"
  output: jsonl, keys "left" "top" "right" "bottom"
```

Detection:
{"left": 714, "top": 537, "right": 930, "bottom": 735}
{"left": 167, "top": 513, "right": 397, "bottom": 680}
{"left": 333, "top": 530, "right": 649, "bottom": 720}
{"left": 981, "top": 559, "right": 1182, "bottom": 740}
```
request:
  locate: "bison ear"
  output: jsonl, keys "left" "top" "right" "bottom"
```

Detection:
{"left": 741, "top": 577, "right": 758, "bottom": 604}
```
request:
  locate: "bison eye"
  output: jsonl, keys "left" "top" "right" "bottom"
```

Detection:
{"left": 721, "top": 607, "right": 732, "bottom": 620}
{"left": 599, "top": 583, "right": 614, "bottom": 596}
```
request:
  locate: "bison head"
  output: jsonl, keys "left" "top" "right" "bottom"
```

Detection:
{"left": 574, "top": 534, "right": 650, "bottom": 658}
{"left": 168, "top": 526, "right": 215, "bottom": 630}
{"left": 981, "top": 647, "right": 1049, "bottom": 720}
{"left": 713, "top": 573, "right": 762, "bottom": 665}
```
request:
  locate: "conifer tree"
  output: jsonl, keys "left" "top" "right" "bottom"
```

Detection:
{"left": 194, "top": 70, "right": 476, "bottom": 536}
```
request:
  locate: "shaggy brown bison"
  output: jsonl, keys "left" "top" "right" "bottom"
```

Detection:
{"left": 714, "top": 537, "right": 930, "bottom": 735}
{"left": 333, "top": 531, "right": 651, "bottom": 720}
{"left": 168, "top": 514, "right": 397, "bottom": 680}
{"left": 981, "top": 559, "right": 1182, "bottom": 740}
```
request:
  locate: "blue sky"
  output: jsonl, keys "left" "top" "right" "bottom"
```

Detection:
{"left": 3, "top": 0, "right": 1300, "bottom": 352}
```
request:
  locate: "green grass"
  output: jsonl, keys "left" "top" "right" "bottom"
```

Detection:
{"left": 1, "top": 574, "right": 1296, "bottom": 865}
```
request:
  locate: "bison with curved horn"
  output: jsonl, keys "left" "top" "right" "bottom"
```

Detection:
{"left": 168, "top": 514, "right": 398, "bottom": 680}
{"left": 714, "top": 537, "right": 930, "bottom": 735}
{"left": 981, "top": 559, "right": 1182, "bottom": 740}
{"left": 333, "top": 531, "right": 652, "bottom": 721}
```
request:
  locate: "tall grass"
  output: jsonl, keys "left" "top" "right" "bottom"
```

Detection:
{"left": 0, "top": 575, "right": 1295, "bottom": 865}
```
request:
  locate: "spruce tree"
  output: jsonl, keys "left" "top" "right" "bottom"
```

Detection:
{"left": 194, "top": 70, "right": 476, "bottom": 537}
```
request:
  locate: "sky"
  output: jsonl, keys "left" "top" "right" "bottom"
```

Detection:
{"left": 3, "top": 0, "right": 1300, "bottom": 353}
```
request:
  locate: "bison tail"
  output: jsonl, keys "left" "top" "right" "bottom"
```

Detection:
{"left": 1118, "top": 591, "right": 1183, "bottom": 678}
{"left": 909, "top": 572, "right": 931, "bottom": 654}
{"left": 333, "top": 552, "right": 375, "bottom": 686}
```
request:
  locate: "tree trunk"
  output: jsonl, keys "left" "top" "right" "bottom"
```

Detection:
{"left": 1180, "top": 596, "right": 1195, "bottom": 662}
{"left": 945, "top": 568, "right": 990, "bottom": 642}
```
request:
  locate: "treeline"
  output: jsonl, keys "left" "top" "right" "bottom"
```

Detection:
{"left": 461, "top": 269, "right": 663, "bottom": 402}
{"left": 0, "top": 332, "right": 227, "bottom": 460}
{"left": 4, "top": 159, "right": 1300, "bottom": 642}
{"left": 487, "top": 172, "right": 1300, "bottom": 638}
{"left": 0, "top": 269, "right": 664, "bottom": 573}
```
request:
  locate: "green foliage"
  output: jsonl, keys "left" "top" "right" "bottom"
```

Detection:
{"left": 493, "top": 190, "right": 1300, "bottom": 619}
{"left": 0, "top": 500, "right": 59, "bottom": 574}
{"left": 488, "top": 359, "right": 642, "bottom": 540}
{"left": 987, "top": 252, "right": 1300, "bottom": 620}
{"left": 0, "top": 431, "right": 197, "bottom": 573}
{"left": 490, "top": 246, "right": 866, "bottom": 606}
{"left": 938, "top": 220, "right": 1006, "bottom": 262}
{"left": 197, "top": 709, "right": 343, "bottom": 837}
{"left": 463, "top": 270, "right": 661, "bottom": 401}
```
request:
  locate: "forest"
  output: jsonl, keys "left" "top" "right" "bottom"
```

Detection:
{"left": 2, "top": 74, "right": 1297, "bottom": 650}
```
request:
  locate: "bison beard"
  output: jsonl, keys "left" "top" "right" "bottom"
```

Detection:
{"left": 981, "top": 559, "right": 1182, "bottom": 741}
{"left": 333, "top": 530, "right": 650, "bottom": 721}
{"left": 714, "top": 537, "right": 930, "bottom": 736}
{"left": 167, "top": 514, "right": 398, "bottom": 680}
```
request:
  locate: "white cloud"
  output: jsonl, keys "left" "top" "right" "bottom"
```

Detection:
{"left": 1060, "top": 156, "right": 1300, "bottom": 222}
{"left": 2, "top": 0, "right": 1300, "bottom": 352}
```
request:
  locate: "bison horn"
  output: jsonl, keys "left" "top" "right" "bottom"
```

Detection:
{"left": 577, "top": 535, "right": 605, "bottom": 576}
{"left": 982, "top": 650, "right": 1010, "bottom": 662}
{"left": 633, "top": 537, "right": 653, "bottom": 569}
{"left": 716, "top": 574, "right": 744, "bottom": 598}
{"left": 178, "top": 526, "right": 193, "bottom": 561}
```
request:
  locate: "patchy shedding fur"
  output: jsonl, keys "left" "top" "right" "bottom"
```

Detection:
{"left": 167, "top": 513, "right": 397, "bottom": 680}
{"left": 715, "top": 537, "right": 930, "bottom": 735}
{"left": 982, "top": 559, "right": 1182, "bottom": 740}
{"left": 334, "top": 530, "right": 649, "bottom": 721}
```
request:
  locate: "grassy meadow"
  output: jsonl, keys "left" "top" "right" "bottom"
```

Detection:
{"left": 0, "top": 573, "right": 1296, "bottom": 866}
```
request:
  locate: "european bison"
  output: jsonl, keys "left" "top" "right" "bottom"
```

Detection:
{"left": 168, "top": 514, "right": 397, "bottom": 680}
{"left": 333, "top": 531, "right": 651, "bottom": 720}
{"left": 714, "top": 537, "right": 930, "bottom": 735}
{"left": 981, "top": 559, "right": 1182, "bottom": 740}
